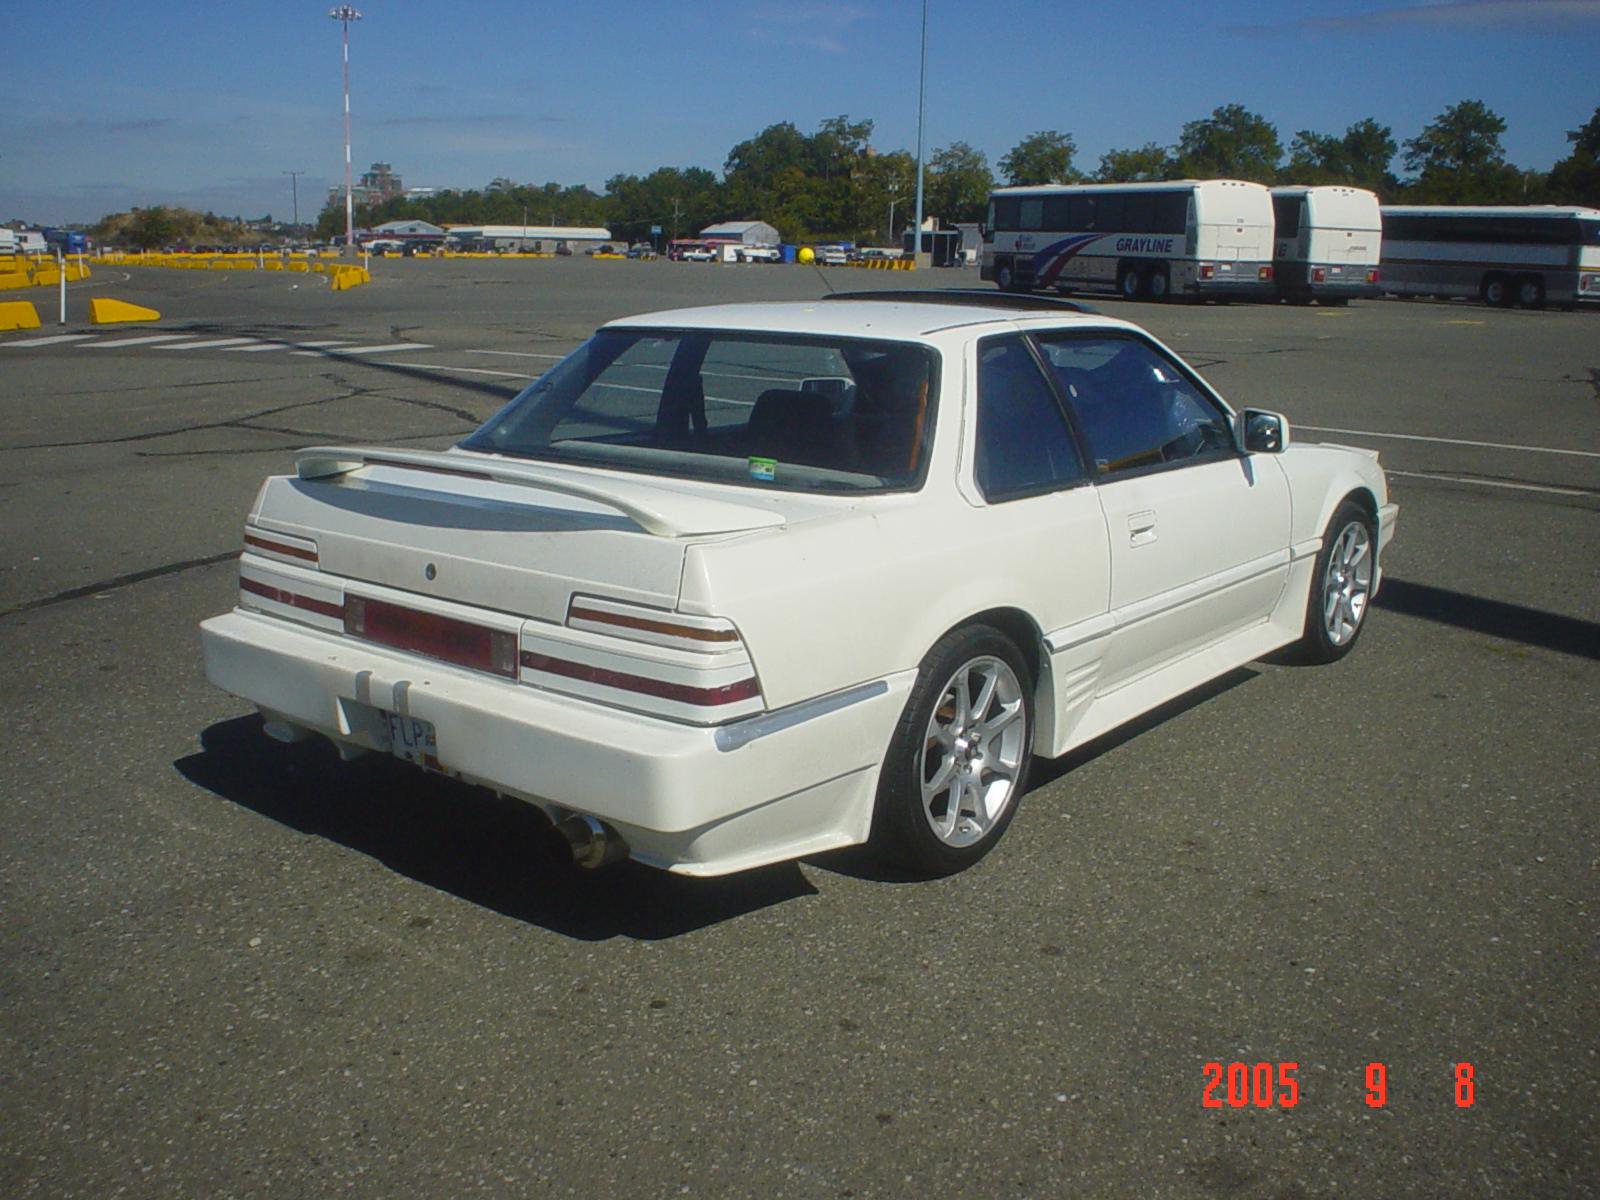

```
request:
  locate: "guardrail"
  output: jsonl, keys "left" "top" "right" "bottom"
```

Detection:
{"left": 89, "top": 251, "right": 371, "bottom": 289}
{"left": 0, "top": 255, "right": 92, "bottom": 289}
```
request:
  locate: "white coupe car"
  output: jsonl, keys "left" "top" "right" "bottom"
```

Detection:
{"left": 201, "top": 291, "right": 1397, "bottom": 877}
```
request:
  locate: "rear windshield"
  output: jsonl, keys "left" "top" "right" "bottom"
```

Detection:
{"left": 461, "top": 328, "right": 939, "bottom": 493}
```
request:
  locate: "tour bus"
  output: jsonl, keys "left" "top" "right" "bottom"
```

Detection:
{"left": 1270, "top": 185, "right": 1382, "bottom": 304}
{"left": 981, "top": 179, "right": 1276, "bottom": 301}
{"left": 1378, "top": 205, "right": 1600, "bottom": 308}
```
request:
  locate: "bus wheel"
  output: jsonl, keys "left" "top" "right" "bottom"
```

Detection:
{"left": 1514, "top": 275, "right": 1546, "bottom": 309}
{"left": 1117, "top": 264, "right": 1144, "bottom": 301}
{"left": 1480, "top": 274, "right": 1511, "bottom": 307}
{"left": 996, "top": 260, "right": 1028, "bottom": 293}
{"left": 1148, "top": 264, "right": 1171, "bottom": 301}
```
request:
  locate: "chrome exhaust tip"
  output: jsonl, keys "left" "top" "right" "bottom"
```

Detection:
{"left": 550, "top": 814, "right": 629, "bottom": 869}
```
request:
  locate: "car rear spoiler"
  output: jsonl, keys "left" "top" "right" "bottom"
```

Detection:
{"left": 294, "top": 446, "right": 786, "bottom": 538}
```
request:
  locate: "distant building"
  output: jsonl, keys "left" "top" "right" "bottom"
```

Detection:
{"left": 700, "top": 220, "right": 781, "bottom": 246}
{"left": 328, "top": 161, "right": 405, "bottom": 208}
{"left": 404, "top": 187, "right": 437, "bottom": 200}
{"left": 362, "top": 220, "right": 447, "bottom": 246}
{"left": 445, "top": 224, "right": 613, "bottom": 253}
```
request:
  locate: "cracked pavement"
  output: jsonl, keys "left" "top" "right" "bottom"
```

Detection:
{"left": 1, "top": 259, "right": 1597, "bottom": 1199}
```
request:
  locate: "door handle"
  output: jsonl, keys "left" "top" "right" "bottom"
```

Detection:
{"left": 1128, "top": 509, "right": 1157, "bottom": 547}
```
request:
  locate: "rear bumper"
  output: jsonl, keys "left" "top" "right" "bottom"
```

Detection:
{"left": 200, "top": 609, "right": 913, "bottom": 875}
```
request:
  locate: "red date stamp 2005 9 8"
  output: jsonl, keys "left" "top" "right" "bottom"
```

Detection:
{"left": 1201, "top": 1062, "right": 1475, "bottom": 1108}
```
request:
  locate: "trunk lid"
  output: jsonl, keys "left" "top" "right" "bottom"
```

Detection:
{"left": 251, "top": 446, "right": 833, "bottom": 619}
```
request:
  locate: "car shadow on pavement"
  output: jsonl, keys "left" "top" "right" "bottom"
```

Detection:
{"left": 810, "top": 667, "right": 1260, "bottom": 885}
{"left": 1373, "top": 578, "right": 1600, "bottom": 661}
{"left": 175, "top": 715, "right": 817, "bottom": 941}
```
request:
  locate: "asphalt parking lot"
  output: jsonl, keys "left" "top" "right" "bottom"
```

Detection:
{"left": 2, "top": 258, "right": 1597, "bottom": 1199}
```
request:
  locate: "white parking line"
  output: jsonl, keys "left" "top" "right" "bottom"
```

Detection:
{"left": 1388, "top": 470, "right": 1595, "bottom": 498}
{"left": 465, "top": 349, "right": 568, "bottom": 359}
{"left": 325, "top": 343, "right": 434, "bottom": 354}
{"left": 3, "top": 334, "right": 98, "bottom": 347}
{"left": 370, "top": 362, "right": 535, "bottom": 378}
{"left": 81, "top": 335, "right": 192, "bottom": 347}
{"left": 1298, "top": 425, "right": 1600, "bottom": 460}
{"left": 221, "top": 340, "right": 353, "bottom": 352}
{"left": 153, "top": 338, "right": 262, "bottom": 350}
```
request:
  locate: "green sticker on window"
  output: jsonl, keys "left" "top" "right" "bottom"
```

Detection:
{"left": 748, "top": 457, "right": 776, "bottom": 482}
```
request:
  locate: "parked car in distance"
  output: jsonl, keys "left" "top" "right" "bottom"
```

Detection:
{"left": 739, "top": 244, "right": 781, "bottom": 263}
{"left": 814, "top": 244, "right": 849, "bottom": 265}
{"left": 201, "top": 291, "right": 1396, "bottom": 879}
{"left": 626, "top": 244, "right": 659, "bottom": 259}
{"left": 668, "top": 241, "right": 719, "bottom": 262}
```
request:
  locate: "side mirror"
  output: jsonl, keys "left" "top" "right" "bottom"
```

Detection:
{"left": 1240, "top": 409, "right": 1289, "bottom": 454}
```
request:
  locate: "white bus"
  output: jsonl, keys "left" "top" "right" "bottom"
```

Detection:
{"left": 1378, "top": 205, "right": 1600, "bottom": 308}
{"left": 981, "top": 179, "right": 1276, "bottom": 301}
{"left": 1270, "top": 185, "right": 1382, "bottom": 305}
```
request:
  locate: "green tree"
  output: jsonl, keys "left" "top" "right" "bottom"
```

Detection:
{"left": 1400, "top": 100, "right": 1522, "bottom": 202}
{"left": 998, "top": 130, "right": 1082, "bottom": 186}
{"left": 1094, "top": 143, "right": 1174, "bottom": 182}
{"left": 1173, "top": 104, "right": 1282, "bottom": 182}
{"left": 1545, "top": 105, "right": 1600, "bottom": 207}
{"left": 1285, "top": 118, "right": 1398, "bottom": 195}
{"left": 126, "top": 205, "right": 178, "bottom": 249}
{"left": 722, "top": 116, "right": 877, "bottom": 240}
{"left": 925, "top": 141, "right": 994, "bottom": 224}
{"left": 606, "top": 166, "right": 723, "bottom": 245}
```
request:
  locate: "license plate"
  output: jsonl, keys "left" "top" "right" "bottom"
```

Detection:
{"left": 385, "top": 711, "right": 438, "bottom": 767}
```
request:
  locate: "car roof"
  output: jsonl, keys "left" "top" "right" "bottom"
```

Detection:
{"left": 603, "top": 297, "right": 1139, "bottom": 341}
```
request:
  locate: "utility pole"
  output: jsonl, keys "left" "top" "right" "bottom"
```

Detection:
{"left": 330, "top": 6, "right": 362, "bottom": 250}
{"left": 284, "top": 170, "right": 305, "bottom": 232}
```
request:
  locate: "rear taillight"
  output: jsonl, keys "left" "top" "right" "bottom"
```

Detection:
{"left": 1199, "top": 264, "right": 1216, "bottom": 280}
{"left": 345, "top": 595, "right": 519, "bottom": 679}
{"left": 244, "top": 524, "right": 318, "bottom": 567}
{"left": 567, "top": 595, "right": 740, "bottom": 650}
{"left": 1259, "top": 265, "right": 1274, "bottom": 281}
{"left": 509, "top": 595, "right": 764, "bottom": 723}
{"left": 1367, "top": 268, "right": 1380, "bottom": 284}
{"left": 1311, "top": 267, "right": 1326, "bottom": 283}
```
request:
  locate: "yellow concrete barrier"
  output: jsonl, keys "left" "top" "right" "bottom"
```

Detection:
{"left": 89, "top": 298, "right": 161, "bottom": 324}
{"left": 0, "top": 301, "right": 42, "bottom": 330}
{"left": 264, "top": 259, "right": 283, "bottom": 271}
{"left": 287, "top": 261, "right": 309, "bottom": 272}
{"left": 32, "top": 268, "right": 61, "bottom": 285}
{"left": 0, "top": 272, "right": 29, "bottom": 290}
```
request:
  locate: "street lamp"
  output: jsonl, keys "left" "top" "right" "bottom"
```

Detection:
{"left": 330, "top": 6, "right": 362, "bottom": 250}
{"left": 910, "top": 0, "right": 929, "bottom": 268}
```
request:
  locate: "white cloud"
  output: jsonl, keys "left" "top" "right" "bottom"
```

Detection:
{"left": 1229, "top": 0, "right": 1600, "bottom": 37}
{"left": 742, "top": 2, "right": 871, "bottom": 54}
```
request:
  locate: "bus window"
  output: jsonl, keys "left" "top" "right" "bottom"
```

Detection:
{"left": 1019, "top": 199, "right": 1044, "bottom": 232}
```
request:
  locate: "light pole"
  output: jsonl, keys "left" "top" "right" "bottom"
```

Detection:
{"left": 330, "top": 6, "right": 362, "bottom": 250}
{"left": 887, "top": 194, "right": 901, "bottom": 246}
{"left": 283, "top": 170, "right": 304, "bottom": 233}
{"left": 910, "top": 0, "right": 929, "bottom": 268}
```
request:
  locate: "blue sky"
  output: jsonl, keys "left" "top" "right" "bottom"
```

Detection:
{"left": 2, "top": 0, "right": 1597, "bottom": 225}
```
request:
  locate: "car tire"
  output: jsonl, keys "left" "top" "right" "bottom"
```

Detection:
{"left": 1514, "top": 275, "right": 1546, "bottom": 309}
{"left": 1117, "top": 264, "right": 1144, "bottom": 301}
{"left": 1300, "top": 500, "right": 1377, "bottom": 664}
{"left": 872, "top": 625, "right": 1034, "bottom": 876}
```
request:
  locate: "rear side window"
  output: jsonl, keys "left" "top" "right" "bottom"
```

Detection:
{"left": 974, "top": 336, "right": 1086, "bottom": 501}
